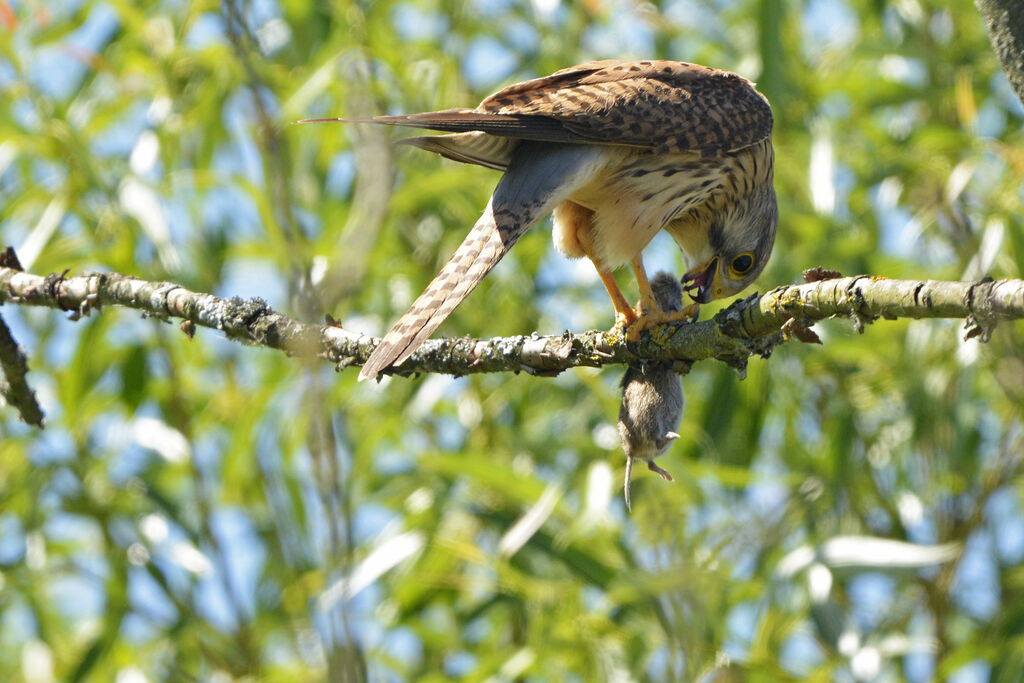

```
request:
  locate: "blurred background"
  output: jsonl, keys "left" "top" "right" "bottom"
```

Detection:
{"left": 1, "top": 0, "right": 1023, "bottom": 680}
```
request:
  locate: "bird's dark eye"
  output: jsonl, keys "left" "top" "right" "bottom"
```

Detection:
{"left": 730, "top": 252, "right": 755, "bottom": 277}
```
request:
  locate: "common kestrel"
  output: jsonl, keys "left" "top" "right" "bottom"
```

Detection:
{"left": 309, "top": 59, "right": 777, "bottom": 380}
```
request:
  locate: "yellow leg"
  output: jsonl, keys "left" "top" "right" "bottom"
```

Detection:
{"left": 597, "top": 269, "right": 639, "bottom": 329}
{"left": 626, "top": 255, "right": 700, "bottom": 340}
{"left": 575, "top": 217, "right": 639, "bottom": 330}
{"left": 630, "top": 255, "right": 660, "bottom": 315}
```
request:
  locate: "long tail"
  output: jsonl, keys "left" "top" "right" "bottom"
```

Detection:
{"left": 359, "top": 142, "right": 606, "bottom": 380}
{"left": 624, "top": 456, "right": 634, "bottom": 512}
{"left": 358, "top": 198, "right": 511, "bottom": 380}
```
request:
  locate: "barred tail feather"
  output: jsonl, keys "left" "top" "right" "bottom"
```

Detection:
{"left": 358, "top": 202, "right": 512, "bottom": 380}
{"left": 398, "top": 133, "right": 516, "bottom": 171}
{"left": 357, "top": 142, "right": 607, "bottom": 381}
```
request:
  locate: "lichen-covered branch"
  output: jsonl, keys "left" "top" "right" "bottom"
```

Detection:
{"left": 1, "top": 267, "right": 1022, "bottom": 386}
{"left": 731, "top": 275, "right": 1022, "bottom": 341}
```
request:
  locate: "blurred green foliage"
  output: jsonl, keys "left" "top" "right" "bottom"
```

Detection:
{"left": 1, "top": 0, "right": 1023, "bottom": 681}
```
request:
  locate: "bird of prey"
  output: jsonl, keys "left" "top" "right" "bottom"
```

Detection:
{"left": 618, "top": 271, "right": 686, "bottom": 511}
{"left": 309, "top": 59, "right": 777, "bottom": 380}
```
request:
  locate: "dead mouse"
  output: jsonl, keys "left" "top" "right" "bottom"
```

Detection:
{"left": 618, "top": 271, "right": 686, "bottom": 511}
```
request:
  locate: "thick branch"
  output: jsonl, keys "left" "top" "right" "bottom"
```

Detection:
{"left": 731, "top": 275, "right": 1021, "bottom": 340}
{"left": 976, "top": 0, "right": 1024, "bottom": 106}
{"left": 1, "top": 267, "right": 1021, "bottom": 382}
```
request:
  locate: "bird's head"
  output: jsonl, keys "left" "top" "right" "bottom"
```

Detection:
{"left": 682, "top": 181, "right": 777, "bottom": 304}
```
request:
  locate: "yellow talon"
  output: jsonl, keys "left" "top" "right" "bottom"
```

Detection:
{"left": 613, "top": 306, "right": 640, "bottom": 332}
{"left": 624, "top": 303, "right": 700, "bottom": 340}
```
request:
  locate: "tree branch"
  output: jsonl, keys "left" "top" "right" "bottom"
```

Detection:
{"left": 0, "top": 311, "right": 45, "bottom": 428}
{"left": 976, "top": 0, "right": 1024, "bottom": 106}
{"left": 0, "top": 247, "right": 45, "bottom": 427}
{"left": 1, "top": 267, "right": 1021, "bottom": 385}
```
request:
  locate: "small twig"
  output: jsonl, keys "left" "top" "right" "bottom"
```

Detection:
{"left": 0, "top": 312, "right": 45, "bottom": 428}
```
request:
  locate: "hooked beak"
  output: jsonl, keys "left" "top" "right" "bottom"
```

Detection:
{"left": 682, "top": 258, "right": 719, "bottom": 304}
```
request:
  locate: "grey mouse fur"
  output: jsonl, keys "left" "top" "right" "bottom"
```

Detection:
{"left": 618, "top": 272, "right": 686, "bottom": 511}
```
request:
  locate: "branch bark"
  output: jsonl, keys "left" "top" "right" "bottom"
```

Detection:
{"left": 976, "top": 0, "right": 1024, "bottom": 106}
{"left": 0, "top": 311, "right": 45, "bottom": 427}
{"left": 2, "top": 266, "right": 1021, "bottom": 388}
